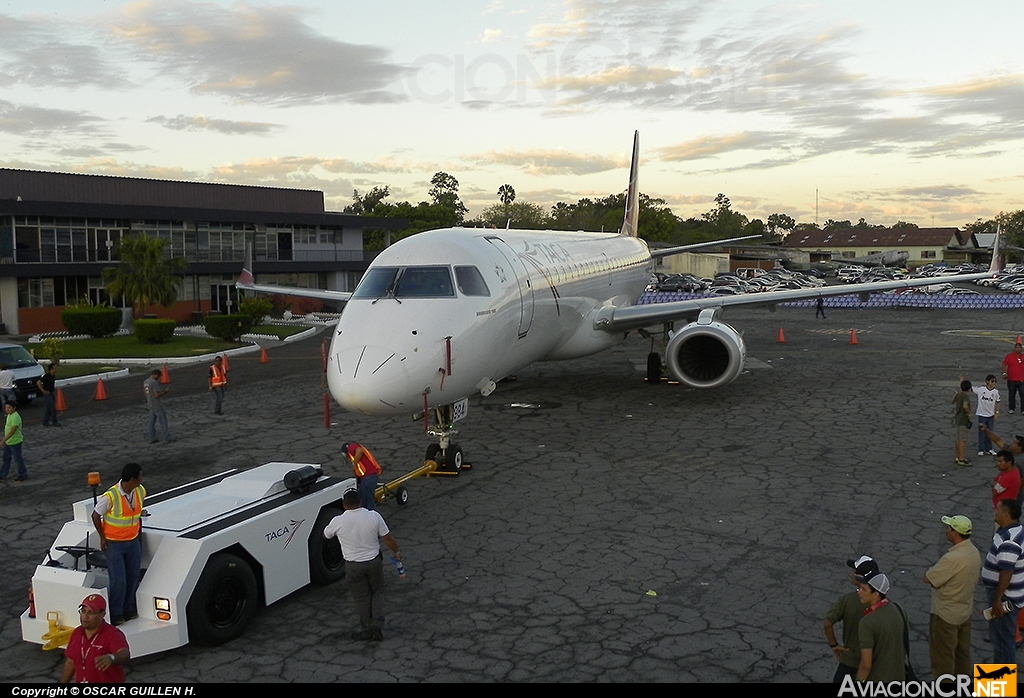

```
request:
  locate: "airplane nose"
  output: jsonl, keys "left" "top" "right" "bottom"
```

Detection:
{"left": 329, "top": 344, "right": 413, "bottom": 414}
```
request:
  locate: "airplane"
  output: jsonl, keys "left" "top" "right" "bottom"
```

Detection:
{"left": 842, "top": 250, "right": 911, "bottom": 268}
{"left": 238, "top": 132, "right": 999, "bottom": 470}
{"left": 975, "top": 665, "right": 1016, "bottom": 680}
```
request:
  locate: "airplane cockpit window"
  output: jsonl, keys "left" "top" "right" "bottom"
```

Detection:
{"left": 394, "top": 266, "right": 455, "bottom": 297}
{"left": 455, "top": 266, "right": 490, "bottom": 297}
{"left": 351, "top": 268, "right": 399, "bottom": 299}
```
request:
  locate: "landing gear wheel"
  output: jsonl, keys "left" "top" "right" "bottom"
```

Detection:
{"left": 186, "top": 553, "right": 258, "bottom": 645}
{"left": 308, "top": 507, "right": 345, "bottom": 585}
{"left": 396, "top": 486, "right": 409, "bottom": 506}
{"left": 647, "top": 352, "right": 661, "bottom": 384}
{"left": 425, "top": 444, "right": 442, "bottom": 464}
{"left": 446, "top": 444, "right": 463, "bottom": 472}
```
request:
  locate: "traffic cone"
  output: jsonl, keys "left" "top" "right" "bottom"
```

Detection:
{"left": 777, "top": 327, "right": 785, "bottom": 343}
{"left": 260, "top": 347, "right": 269, "bottom": 364}
{"left": 94, "top": 378, "right": 107, "bottom": 401}
{"left": 160, "top": 364, "right": 170, "bottom": 384}
{"left": 221, "top": 354, "right": 230, "bottom": 372}
{"left": 55, "top": 387, "right": 67, "bottom": 412}
{"left": 849, "top": 329, "right": 858, "bottom": 345}
{"left": 1017, "top": 334, "right": 1022, "bottom": 344}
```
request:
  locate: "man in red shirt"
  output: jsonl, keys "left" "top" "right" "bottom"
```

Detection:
{"left": 993, "top": 450, "right": 1021, "bottom": 510}
{"left": 1002, "top": 343, "right": 1024, "bottom": 414}
{"left": 343, "top": 441, "right": 383, "bottom": 511}
{"left": 60, "top": 594, "right": 130, "bottom": 683}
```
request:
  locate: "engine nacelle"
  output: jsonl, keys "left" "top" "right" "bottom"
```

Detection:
{"left": 665, "top": 320, "right": 746, "bottom": 388}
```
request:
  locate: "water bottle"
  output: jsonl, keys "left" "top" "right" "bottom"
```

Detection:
{"left": 391, "top": 556, "right": 406, "bottom": 579}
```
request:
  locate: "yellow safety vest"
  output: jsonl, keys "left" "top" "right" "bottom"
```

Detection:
{"left": 101, "top": 484, "right": 146, "bottom": 541}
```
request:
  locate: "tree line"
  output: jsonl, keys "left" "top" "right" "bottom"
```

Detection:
{"left": 345, "top": 172, "right": 1024, "bottom": 251}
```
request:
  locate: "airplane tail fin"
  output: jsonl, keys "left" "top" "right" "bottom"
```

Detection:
{"left": 989, "top": 225, "right": 1003, "bottom": 275}
{"left": 621, "top": 130, "right": 639, "bottom": 237}
{"left": 238, "top": 242, "right": 255, "bottom": 289}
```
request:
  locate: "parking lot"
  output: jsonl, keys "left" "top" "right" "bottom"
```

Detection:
{"left": 1, "top": 305, "right": 1021, "bottom": 682}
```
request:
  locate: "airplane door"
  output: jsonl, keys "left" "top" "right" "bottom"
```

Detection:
{"left": 485, "top": 236, "right": 535, "bottom": 338}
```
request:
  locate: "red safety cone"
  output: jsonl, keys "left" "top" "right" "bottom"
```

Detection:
{"left": 849, "top": 329, "right": 858, "bottom": 345}
{"left": 221, "top": 354, "right": 230, "bottom": 372}
{"left": 55, "top": 387, "right": 67, "bottom": 413}
{"left": 94, "top": 378, "right": 107, "bottom": 401}
{"left": 777, "top": 327, "right": 785, "bottom": 343}
{"left": 160, "top": 364, "right": 170, "bottom": 384}
{"left": 1017, "top": 334, "right": 1022, "bottom": 345}
{"left": 260, "top": 347, "right": 269, "bottom": 364}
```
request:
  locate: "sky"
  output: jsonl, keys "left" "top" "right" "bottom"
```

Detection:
{"left": 1, "top": 0, "right": 1023, "bottom": 228}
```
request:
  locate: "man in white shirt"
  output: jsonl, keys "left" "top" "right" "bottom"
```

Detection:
{"left": 323, "top": 489, "right": 402, "bottom": 641}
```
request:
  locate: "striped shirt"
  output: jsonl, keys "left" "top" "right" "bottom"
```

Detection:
{"left": 982, "top": 523, "right": 1024, "bottom": 606}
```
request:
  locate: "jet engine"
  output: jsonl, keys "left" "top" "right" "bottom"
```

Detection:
{"left": 664, "top": 317, "right": 746, "bottom": 389}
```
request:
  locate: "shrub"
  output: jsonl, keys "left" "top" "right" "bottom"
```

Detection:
{"left": 134, "top": 318, "right": 176, "bottom": 344}
{"left": 239, "top": 296, "right": 273, "bottom": 326}
{"left": 41, "top": 337, "right": 64, "bottom": 364}
{"left": 203, "top": 314, "right": 253, "bottom": 342}
{"left": 60, "top": 306, "right": 122, "bottom": 338}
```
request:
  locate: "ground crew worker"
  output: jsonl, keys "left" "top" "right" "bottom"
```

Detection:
{"left": 343, "top": 441, "right": 382, "bottom": 511}
{"left": 91, "top": 463, "right": 145, "bottom": 625}
{"left": 208, "top": 355, "right": 227, "bottom": 415}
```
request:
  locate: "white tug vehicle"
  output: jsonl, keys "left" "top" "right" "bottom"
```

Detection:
{"left": 22, "top": 462, "right": 356, "bottom": 656}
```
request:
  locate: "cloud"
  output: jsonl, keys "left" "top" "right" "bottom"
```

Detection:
{"left": 212, "top": 155, "right": 420, "bottom": 182}
{"left": 0, "top": 13, "right": 129, "bottom": 89}
{"left": 110, "top": 1, "right": 408, "bottom": 105}
{"left": 656, "top": 132, "right": 777, "bottom": 161}
{"left": 146, "top": 114, "right": 282, "bottom": 135}
{"left": 478, "top": 29, "right": 504, "bottom": 45}
{"left": 0, "top": 100, "right": 107, "bottom": 136}
{"left": 466, "top": 148, "right": 626, "bottom": 175}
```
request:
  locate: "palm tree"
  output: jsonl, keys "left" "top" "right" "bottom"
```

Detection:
{"left": 102, "top": 234, "right": 185, "bottom": 319}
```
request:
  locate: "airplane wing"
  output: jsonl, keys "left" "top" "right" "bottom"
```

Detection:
{"left": 234, "top": 243, "right": 352, "bottom": 302}
{"left": 595, "top": 269, "right": 996, "bottom": 334}
{"left": 649, "top": 235, "right": 760, "bottom": 258}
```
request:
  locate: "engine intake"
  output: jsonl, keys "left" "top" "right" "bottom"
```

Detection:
{"left": 665, "top": 321, "right": 746, "bottom": 388}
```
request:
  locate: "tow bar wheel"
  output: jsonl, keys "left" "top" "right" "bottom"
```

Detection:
{"left": 186, "top": 553, "right": 258, "bottom": 645}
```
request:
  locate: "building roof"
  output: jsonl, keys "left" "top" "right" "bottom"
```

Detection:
{"left": 0, "top": 168, "right": 324, "bottom": 214}
{"left": 783, "top": 227, "right": 967, "bottom": 249}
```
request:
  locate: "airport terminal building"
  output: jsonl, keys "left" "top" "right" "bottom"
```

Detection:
{"left": 0, "top": 169, "right": 403, "bottom": 335}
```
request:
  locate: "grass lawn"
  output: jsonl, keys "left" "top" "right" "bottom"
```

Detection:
{"left": 53, "top": 364, "right": 132, "bottom": 379}
{"left": 26, "top": 334, "right": 242, "bottom": 360}
{"left": 249, "top": 324, "right": 307, "bottom": 340}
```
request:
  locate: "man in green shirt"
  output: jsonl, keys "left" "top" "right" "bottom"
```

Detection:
{"left": 856, "top": 572, "right": 906, "bottom": 682}
{"left": 0, "top": 402, "right": 26, "bottom": 481}
{"left": 824, "top": 556, "right": 877, "bottom": 682}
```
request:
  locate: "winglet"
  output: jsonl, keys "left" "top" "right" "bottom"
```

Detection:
{"left": 989, "top": 225, "right": 1003, "bottom": 274}
{"left": 621, "top": 130, "right": 639, "bottom": 237}
{"left": 237, "top": 242, "right": 255, "bottom": 289}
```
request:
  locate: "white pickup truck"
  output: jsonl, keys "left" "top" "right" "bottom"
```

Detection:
{"left": 22, "top": 462, "right": 356, "bottom": 656}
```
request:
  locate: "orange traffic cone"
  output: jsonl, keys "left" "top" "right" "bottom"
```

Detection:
{"left": 160, "top": 364, "right": 170, "bottom": 384}
{"left": 260, "top": 347, "right": 269, "bottom": 364}
{"left": 1017, "top": 334, "right": 1022, "bottom": 344}
{"left": 777, "top": 327, "right": 785, "bottom": 343}
{"left": 94, "top": 378, "right": 107, "bottom": 401}
{"left": 221, "top": 354, "right": 230, "bottom": 372}
{"left": 55, "top": 387, "right": 67, "bottom": 412}
{"left": 849, "top": 329, "right": 858, "bottom": 345}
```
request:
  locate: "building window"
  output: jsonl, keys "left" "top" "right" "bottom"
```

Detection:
{"left": 921, "top": 251, "right": 937, "bottom": 259}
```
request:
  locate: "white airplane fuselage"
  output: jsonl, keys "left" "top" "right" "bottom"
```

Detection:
{"left": 328, "top": 227, "right": 653, "bottom": 415}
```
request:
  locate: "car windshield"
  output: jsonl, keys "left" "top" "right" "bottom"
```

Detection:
{"left": 0, "top": 346, "right": 37, "bottom": 368}
{"left": 352, "top": 266, "right": 456, "bottom": 299}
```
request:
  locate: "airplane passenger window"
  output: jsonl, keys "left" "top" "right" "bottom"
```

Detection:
{"left": 455, "top": 266, "right": 490, "bottom": 296}
{"left": 351, "top": 268, "right": 399, "bottom": 298}
{"left": 394, "top": 266, "right": 455, "bottom": 297}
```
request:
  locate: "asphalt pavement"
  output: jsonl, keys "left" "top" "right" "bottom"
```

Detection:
{"left": 1, "top": 306, "right": 1022, "bottom": 683}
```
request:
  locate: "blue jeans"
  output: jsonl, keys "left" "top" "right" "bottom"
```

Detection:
{"left": 358, "top": 474, "right": 379, "bottom": 511}
{"left": 1, "top": 442, "right": 26, "bottom": 479}
{"left": 987, "top": 587, "right": 1018, "bottom": 664}
{"left": 105, "top": 538, "right": 141, "bottom": 619}
{"left": 979, "top": 415, "right": 996, "bottom": 452}
{"left": 42, "top": 393, "right": 58, "bottom": 426}
{"left": 148, "top": 406, "right": 171, "bottom": 442}
{"left": 212, "top": 386, "right": 224, "bottom": 414}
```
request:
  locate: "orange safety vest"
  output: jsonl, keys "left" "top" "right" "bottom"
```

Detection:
{"left": 210, "top": 364, "right": 227, "bottom": 387}
{"left": 101, "top": 484, "right": 146, "bottom": 541}
{"left": 349, "top": 444, "right": 382, "bottom": 477}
